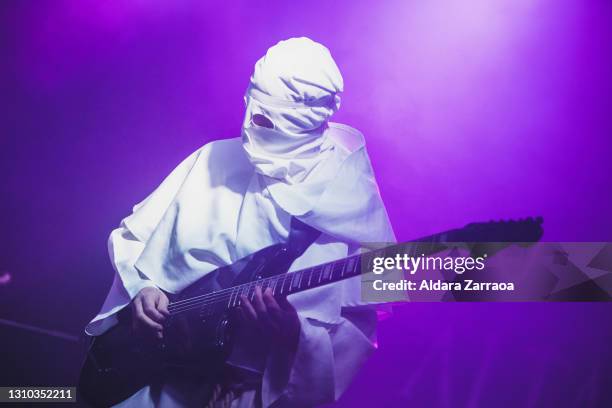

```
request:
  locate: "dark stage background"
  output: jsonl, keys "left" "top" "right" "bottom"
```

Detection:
{"left": 2, "top": 1, "right": 612, "bottom": 406}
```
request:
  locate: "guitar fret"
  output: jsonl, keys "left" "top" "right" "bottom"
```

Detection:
{"left": 292, "top": 272, "right": 300, "bottom": 290}
{"left": 170, "top": 216, "right": 543, "bottom": 318}
{"left": 167, "top": 226, "right": 486, "bottom": 319}
{"left": 347, "top": 257, "right": 356, "bottom": 275}
{"left": 171, "top": 236, "right": 460, "bottom": 318}
{"left": 271, "top": 277, "right": 279, "bottom": 295}
{"left": 228, "top": 289, "right": 235, "bottom": 307}
{"left": 322, "top": 264, "right": 332, "bottom": 280}
{"left": 286, "top": 273, "right": 293, "bottom": 291}
{"left": 234, "top": 288, "right": 241, "bottom": 306}
{"left": 249, "top": 283, "right": 256, "bottom": 301}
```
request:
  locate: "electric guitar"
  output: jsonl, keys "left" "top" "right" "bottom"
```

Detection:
{"left": 78, "top": 217, "right": 543, "bottom": 407}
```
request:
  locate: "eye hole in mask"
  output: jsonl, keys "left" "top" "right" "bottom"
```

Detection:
{"left": 251, "top": 113, "right": 274, "bottom": 129}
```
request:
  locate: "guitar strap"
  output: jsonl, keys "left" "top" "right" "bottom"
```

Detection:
{"left": 255, "top": 217, "right": 322, "bottom": 280}
{"left": 215, "top": 217, "right": 321, "bottom": 288}
{"left": 284, "top": 216, "right": 322, "bottom": 260}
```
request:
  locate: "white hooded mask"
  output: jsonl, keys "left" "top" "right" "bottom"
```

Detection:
{"left": 242, "top": 38, "right": 343, "bottom": 184}
{"left": 242, "top": 37, "right": 343, "bottom": 186}
{"left": 241, "top": 37, "right": 349, "bottom": 216}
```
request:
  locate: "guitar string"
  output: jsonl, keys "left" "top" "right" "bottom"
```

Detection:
{"left": 167, "top": 220, "right": 534, "bottom": 311}
{"left": 167, "top": 254, "right": 363, "bottom": 311}
{"left": 167, "top": 265, "right": 320, "bottom": 311}
{"left": 166, "top": 242, "right": 410, "bottom": 310}
{"left": 168, "top": 268, "right": 324, "bottom": 314}
{"left": 167, "top": 242, "right": 432, "bottom": 315}
{"left": 169, "top": 275, "right": 287, "bottom": 315}
{"left": 168, "top": 261, "right": 357, "bottom": 315}
{"left": 167, "top": 242, "right": 428, "bottom": 315}
{"left": 166, "top": 249, "right": 392, "bottom": 315}
{"left": 168, "top": 268, "right": 349, "bottom": 316}
{"left": 166, "top": 247, "right": 383, "bottom": 314}
{"left": 165, "top": 222, "right": 536, "bottom": 315}
{"left": 167, "top": 245, "right": 406, "bottom": 316}
{"left": 168, "top": 273, "right": 323, "bottom": 316}
{"left": 167, "top": 244, "right": 418, "bottom": 315}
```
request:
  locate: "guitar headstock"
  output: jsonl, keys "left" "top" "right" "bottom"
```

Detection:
{"left": 448, "top": 216, "right": 544, "bottom": 243}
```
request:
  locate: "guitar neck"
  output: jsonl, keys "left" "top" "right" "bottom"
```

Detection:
{"left": 168, "top": 217, "right": 542, "bottom": 315}
{"left": 225, "top": 235, "right": 452, "bottom": 306}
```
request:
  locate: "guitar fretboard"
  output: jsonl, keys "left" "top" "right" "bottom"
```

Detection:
{"left": 167, "top": 238, "right": 450, "bottom": 316}
{"left": 166, "top": 216, "right": 542, "bottom": 315}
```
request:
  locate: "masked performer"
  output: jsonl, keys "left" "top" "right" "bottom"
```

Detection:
{"left": 86, "top": 37, "right": 395, "bottom": 407}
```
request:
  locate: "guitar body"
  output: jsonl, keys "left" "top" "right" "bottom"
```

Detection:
{"left": 78, "top": 243, "right": 291, "bottom": 407}
{"left": 78, "top": 217, "right": 543, "bottom": 407}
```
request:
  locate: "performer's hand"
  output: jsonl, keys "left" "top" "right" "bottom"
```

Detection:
{"left": 240, "top": 286, "right": 300, "bottom": 350}
{"left": 132, "top": 286, "right": 169, "bottom": 339}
